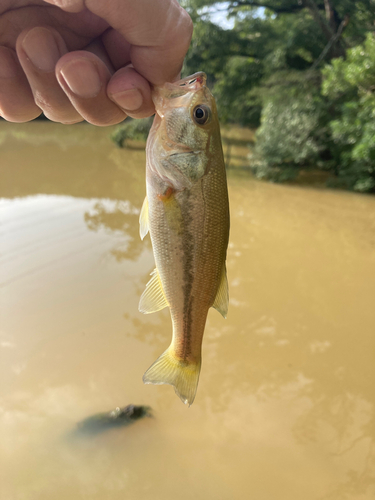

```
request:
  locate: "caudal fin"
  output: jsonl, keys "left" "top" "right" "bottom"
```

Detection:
{"left": 143, "top": 348, "right": 201, "bottom": 406}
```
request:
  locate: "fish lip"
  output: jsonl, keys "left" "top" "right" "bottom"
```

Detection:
{"left": 174, "top": 72, "right": 206, "bottom": 89}
{"left": 168, "top": 151, "right": 201, "bottom": 157}
{"left": 152, "top": 73, "right": 207, "bottom": 103}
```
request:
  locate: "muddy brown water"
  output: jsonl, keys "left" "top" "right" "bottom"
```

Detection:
{"left": 1, "top": 121, "right": 374, "bottom": 500}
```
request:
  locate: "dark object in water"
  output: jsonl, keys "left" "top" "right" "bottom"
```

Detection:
{"left": 77, "top": 405, "right": 152, "bottom": 435}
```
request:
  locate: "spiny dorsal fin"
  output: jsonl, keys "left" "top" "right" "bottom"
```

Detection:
{"left": 139, "top": 269, "right": 169, "bottom": 314}
{"left": 213, "top": 265, "right": 229, "bottom": 319}
{"left": 139, "top": 196, "right": 149, "bottom": 240}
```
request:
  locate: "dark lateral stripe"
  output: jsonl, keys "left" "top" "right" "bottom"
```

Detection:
{"left": 180, "top": 191, "right": 195, "bottom": 359}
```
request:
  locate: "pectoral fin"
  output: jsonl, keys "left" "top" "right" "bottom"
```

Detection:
{"left": 139, "top": 269, "right": 169, "bottom": 314}
{"left": 139, "top": 196, "right": 149, "bottom": 240}
{"left": 213, "top": 265, "right": 229, "bottom": 319}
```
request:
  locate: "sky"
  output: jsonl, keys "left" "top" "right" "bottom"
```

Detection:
{"left": 198, "top": 2, "right": 265, "bottom": 29}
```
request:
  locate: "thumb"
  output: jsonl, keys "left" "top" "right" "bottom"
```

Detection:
{"left": 43, "top": 0, "right": 193, "bottom": 85}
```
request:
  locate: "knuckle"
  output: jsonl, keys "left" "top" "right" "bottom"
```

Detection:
{"left": 33, "top": 92, "right": 49, "bottom": 111}
{"left": 43, "top": 111, "right": 82, "bottom": 124}
{"left": 85, "top": 111, "right": 125, "bottom": 127}
{"left": 126, "top": 109, "right": 153, "bottom": 120}
{"left": 178, "top": 8, "right": 193, "bottom": 40}
{"left": 61, "top": 118, "right": 84, "bottom": 125}
{"left": 32, "top": 91, "right": 82, "bottom": 124}
{"left": 0, "top": 101, "right": 41, "bottom": 122}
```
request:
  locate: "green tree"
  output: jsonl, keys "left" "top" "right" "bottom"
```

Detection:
{"left": 181, "top": 0, "right": 375, "bottom": 191}
{"left": 322, "top": 33, "right": 375, "bottom": 192}
{"left": 251, "top": 71, "right": 329, "bottom": 181}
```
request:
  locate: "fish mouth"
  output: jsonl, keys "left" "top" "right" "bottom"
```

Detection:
{"left": 152, "top": 73, "right": 207, "bottom": 108}
{"left": 174, "top": 72, "right": 206, "bottom": 90}
{"left": 168, "top": 150, "right": 201, "bottom": 158}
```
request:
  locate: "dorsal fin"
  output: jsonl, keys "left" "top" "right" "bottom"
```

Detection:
{"left": 139, "top": 196, "right": 149, "bottom": 240}
{"left": 139, "top": 269, "right": 169, "bottom": 314}
{"left": 212, "top": 265, "right": 229, "bottom": 319}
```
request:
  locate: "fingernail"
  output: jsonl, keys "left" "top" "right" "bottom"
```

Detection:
{"left": 59, "top": 58, "right": 102, "bottom": 98}
{"left": 111, "top": 89, "right": 143, "bottom": 111}
{"left": 22, "top": 27, "right": 61, "bottom": 73}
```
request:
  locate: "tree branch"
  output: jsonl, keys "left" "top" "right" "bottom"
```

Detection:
{"left": 229, "top": 1, "right": 306, "bottom": 14}
{"left": 323, "top": 0, "right": 343, "bottom": 32}
{"left": 226, "top": 0, "right": 347, "bottom": 58}
{"left": 302, "top": 0, "right": 335, "bottom": 39}
{"left": 302, "top": 0, "right": 345, "bottom": 56}
{"left": 309, "top": 15, "right": 349, "bottom": 70}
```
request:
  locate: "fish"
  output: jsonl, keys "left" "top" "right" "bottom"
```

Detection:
{"left": 139, "top": 72, "right": 230, "bottom": 406}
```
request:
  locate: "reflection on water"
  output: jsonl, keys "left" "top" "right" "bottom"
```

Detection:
{"left": 84, "top": 199, "right": 148, "bottom": 262}
{"left": 0, "top": 121, "right": 374, "bottom": 500}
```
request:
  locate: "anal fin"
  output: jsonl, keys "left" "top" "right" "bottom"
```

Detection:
{"left": 213, "top": 265, "right": 229, "bottom": 319}
{"left": 139, "top": 268, "right": 169, "bottom": 314}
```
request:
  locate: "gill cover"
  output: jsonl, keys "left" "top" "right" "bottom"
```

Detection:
{"left": 149, "top": 73, "right": 214, "bottom": 189}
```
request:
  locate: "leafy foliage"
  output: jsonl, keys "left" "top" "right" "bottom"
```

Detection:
{"left": 111, "top": 117, "right": 153, "bottom": 148}
{"left": 181, "top": 0, "right": 375, "bottom": 192}
{"left": 252, "top": 72, "right": 328, "bottom": 181}
{"left": 212, "top": 57, "right": 263, "bottom": 127}
{"left": 322, "top": 33, "right": 375, "bottom": 192}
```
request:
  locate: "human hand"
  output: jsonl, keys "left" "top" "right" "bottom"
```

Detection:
{"left": 0, "top": 0, "right": 192, "bottom": 125}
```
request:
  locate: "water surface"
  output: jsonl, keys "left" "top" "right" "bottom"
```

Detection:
{"left": 1, "top": 121, "right": 374, "bottom": 500}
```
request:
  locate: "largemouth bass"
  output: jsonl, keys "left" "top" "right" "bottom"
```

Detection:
{"left": 139, "top": 72, "right": 229, "bottom": 406}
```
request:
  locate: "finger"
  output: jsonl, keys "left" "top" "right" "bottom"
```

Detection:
{"left": 85, "top": 0, "right": 193, "bottom": 85}
{"left": 69, "top": 40, "right": 151, "bottom": 118}
{"left": 44, "top": 0, "right": 192, "bottom": 85}
{"left": 107, "top": 66, "right": 154, "bottom": 119}
{"left": 100, "top": 29, "right": 131, "bottom": 70}
{"left": 56, "top": 51, "right": 127, "bottom": 126}
{"left": 83, "top": 38, "right": 115, "bottom": 73}
{"left": 42, "top": 0, "right": 85, "bottom": 13}
{"left": 16, "top": 27, "right": 83, "bottom": 124}
{"left": 0, "top": 47, "right": 41, "bottom": 122}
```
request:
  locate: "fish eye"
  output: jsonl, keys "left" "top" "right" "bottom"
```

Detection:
{"left": 193, "top": 105, "right": 210, "bottom": 125}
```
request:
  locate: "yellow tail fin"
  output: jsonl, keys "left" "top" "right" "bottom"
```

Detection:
{"left": 143, "top": 348, "right": 201, "bottom": 406}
